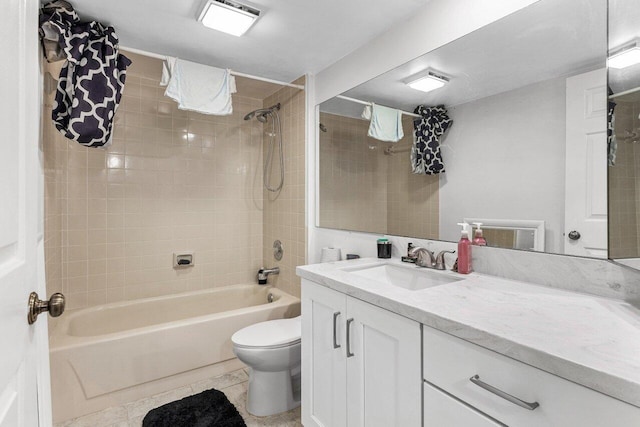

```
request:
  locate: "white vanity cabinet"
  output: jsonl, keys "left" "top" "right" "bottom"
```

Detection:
{"left": 423, "top": 326, "right": 640, "bottom": 427}
{"left": 301, "top": 279, "right": 422, "bottom": 427}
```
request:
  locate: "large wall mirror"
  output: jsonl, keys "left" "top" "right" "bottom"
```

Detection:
{"left": 608, "top": 0, "right": 640, "bottom": 267}
{"left": 316, "top": 0, "right": 619, "bottom": 259}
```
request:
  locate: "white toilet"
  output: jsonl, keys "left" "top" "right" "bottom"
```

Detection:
{"left": 231, "top": 316, "right": 301, "bottom": 416}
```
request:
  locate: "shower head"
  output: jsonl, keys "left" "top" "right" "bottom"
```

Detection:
{"left": 243, "top": 103, "right": 281, "bottom": 122}
{"left": 319, "top": 123, "right": 327, "bottom": 133}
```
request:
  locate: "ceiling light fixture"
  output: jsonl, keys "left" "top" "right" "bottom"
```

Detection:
{"left": 406, "top": 69, "right": 450, "bottom": 93}
{"left": 609, "top": 40, "right": 640, "bottom": 69}
{"left": 198, "top": 0, "right": 260, "bottom": 37}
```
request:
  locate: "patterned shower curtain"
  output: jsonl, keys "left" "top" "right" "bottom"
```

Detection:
{"left": 411, "top": 105, "right": 453, "bottom": 175}
{"left": 608, "top": 88, "right": 617, "bottom": 166}
{"left": 40, "top": 1, "right": 131, "bottom": 147}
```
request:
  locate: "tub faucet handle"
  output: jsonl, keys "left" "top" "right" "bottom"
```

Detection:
{"left": 258, "top": 267, "right": 280, "bottom": 285}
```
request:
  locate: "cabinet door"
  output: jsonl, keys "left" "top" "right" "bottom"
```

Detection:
{"left": 346, "top": 297, "right": 421, "bottom": 427}
{"left": 424, "top": 381, "right": 505, "bottom": 427}
{"left": 301, "top": 280, "right": 347, "bottom": 427}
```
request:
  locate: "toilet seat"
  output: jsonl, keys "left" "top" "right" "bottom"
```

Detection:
{"left": 232, "top": 317, "right": 301, "bottom": 349}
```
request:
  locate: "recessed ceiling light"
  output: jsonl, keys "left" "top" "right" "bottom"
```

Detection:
{"left": 608, "top": 43, "right": 640, "bottom": 69}
{"left": 406, "top": 70, "right": 449, "bottom": 93}
{"left": 198, "top": 0, "right": 260, "bottom": 37}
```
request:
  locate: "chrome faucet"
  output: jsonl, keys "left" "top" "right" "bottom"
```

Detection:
{"left": 258, "top": 267, "right": 280, "bottom": 284}
{"left": 409, "top": 247, "right": 436, "bottom": 268}
{"left": 409, "top": 247, "right": 456, "bottom": 270}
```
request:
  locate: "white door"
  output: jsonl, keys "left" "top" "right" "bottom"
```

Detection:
{"left": 346, "top": 297, "right": 421, "bottom": 427}
{"left": 0, "top": 0, "right": 53, "bottom": 426}
{"left": 565, "top": 68, "right": 608, "bottom": 258}
{"left": 301, "top": 280, "right": 347, "bottom": 427}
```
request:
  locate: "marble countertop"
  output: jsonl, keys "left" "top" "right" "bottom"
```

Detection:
{"left": 296, "top": 257, "right": 640, "bottom": 408}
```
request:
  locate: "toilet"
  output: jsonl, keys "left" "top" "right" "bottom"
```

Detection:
{"left": 231, "top": 316, "right": 301, "bottom": 416}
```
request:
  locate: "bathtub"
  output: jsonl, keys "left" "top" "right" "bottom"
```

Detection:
{"left": 49, "top": 284, "right": 300, "bottom": 423}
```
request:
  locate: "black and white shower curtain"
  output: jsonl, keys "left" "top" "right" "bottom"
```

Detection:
{"left": 40, "top": 1, "right": 131, "bottom": 147}
{"left": 411, "top": 105, "right": 453, "bottom": 175}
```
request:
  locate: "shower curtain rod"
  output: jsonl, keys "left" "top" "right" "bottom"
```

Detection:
{"left": 120, "top": 46, "right": 305, "bottom": 90}
{"left": 336, "top": 95, "right": 421, "bottom": 118}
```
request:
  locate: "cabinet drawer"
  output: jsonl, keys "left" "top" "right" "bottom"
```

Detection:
{"left": 424, "top": 381, "right": 504, "bottom": 427}
{"left": 423, "top": 326, "right": 640, "bottom": 427}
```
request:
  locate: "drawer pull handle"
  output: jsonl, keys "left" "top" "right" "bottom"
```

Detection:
{"left": 470, "top": 375, "right": 540, "bottom": 411}
{"left": 333, "top": 311, "right": 341, "bottom": 349}
{"left": 346, "top": 318, "right": 354, "bottom": 357}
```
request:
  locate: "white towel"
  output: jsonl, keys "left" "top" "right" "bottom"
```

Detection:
{"left": 365, "top": 103, "right": 404, "bottom": 142}
{"left": 361, "top": 105, "right": 372, "bottom": 120}
{"left": 160, "top": 57, "right": 237, "bottom": 115}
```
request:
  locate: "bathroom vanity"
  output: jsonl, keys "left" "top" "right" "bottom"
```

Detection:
{"left": 297, "top": 259, "right": 640, "bottom": 427}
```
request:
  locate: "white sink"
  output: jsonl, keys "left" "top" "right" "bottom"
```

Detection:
{"left": 342, "top": 263, "right": 462, "bottom": 291}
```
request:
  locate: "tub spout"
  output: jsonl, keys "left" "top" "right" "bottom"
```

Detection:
{"left": 258, "top": 267, "right": 280, "bottom": 285}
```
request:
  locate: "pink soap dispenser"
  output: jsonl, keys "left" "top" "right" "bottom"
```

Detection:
{"left": 457, "top": 222, "right": 472, "bottom": 274}
{"left": 472, "top": 222, "right": 487, "bottom": 246}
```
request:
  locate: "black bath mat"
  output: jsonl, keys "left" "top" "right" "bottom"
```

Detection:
{"left": 142, "top": 388, "right": 246, "bottom": 427}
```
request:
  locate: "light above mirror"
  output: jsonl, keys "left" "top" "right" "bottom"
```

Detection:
{"left": 608, "top": 41, "right": 640, "bottom": 69}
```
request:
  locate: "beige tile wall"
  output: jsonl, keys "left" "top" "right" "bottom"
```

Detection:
{"left": 318, "top": 112, "right": 439, "bottom": 240}
{"left": 609, "top": 101, "right": 640, "bottom": 258}
{"left": 43, "top": 53, "right": 275, "bottom": 309}
{"left": 482, "top": 228, "right": 516, "bottom": 249}
{"left": 386, "top": 115, "right": 439, "bottom": 239}
{"left": 261, "top": 78, "right": 307, "bottom": 298}
{"left": 318, "top": 112, "right": 388, "bottom": 234}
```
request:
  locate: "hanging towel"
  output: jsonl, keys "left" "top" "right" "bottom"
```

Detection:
{"left": 411, "top": 105, "right": 453, "bottom": 175}
{"left": 161, "top": 57, "right": 237, "bottom": 115}
{"left": 608, "top": 87, "right": 617, "bottom": 166}
{"left": 361, "top": 104, "right": 371, "bottom": 120}
{"left": 41, "top": 1, "right": 131, "bottom": 148}
{"left": 364, "top": 103, "right": 404, "bottom": 142}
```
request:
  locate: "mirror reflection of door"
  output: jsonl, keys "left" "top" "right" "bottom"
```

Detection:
{"left": 607, "top": 0, "right": 640, "bottom": 263}
{"left": 565, "top": 69, "right": 608, "bottom": 259}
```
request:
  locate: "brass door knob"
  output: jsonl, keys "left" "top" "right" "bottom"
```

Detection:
{"left": 28, "top": 292, "right": 65, "bottom": 324}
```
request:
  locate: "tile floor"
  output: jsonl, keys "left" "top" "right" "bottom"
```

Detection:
{"left": 54, "top": 368, "right": 302, "bottom": 427}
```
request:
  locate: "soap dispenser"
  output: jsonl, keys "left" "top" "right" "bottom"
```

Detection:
{"left": 457, "top": 222, "right": 472, "bottom": 274}
{"left": 472, "top": 222, "right": 487, "bottom": 246}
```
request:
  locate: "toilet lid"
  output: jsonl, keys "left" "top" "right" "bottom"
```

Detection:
{"left": 232, "top": 317, "right": 301, "bottom": 348}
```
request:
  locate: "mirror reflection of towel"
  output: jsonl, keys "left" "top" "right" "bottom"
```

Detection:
{"left": 363, "top": 103, "right": 404, "bottom": 142}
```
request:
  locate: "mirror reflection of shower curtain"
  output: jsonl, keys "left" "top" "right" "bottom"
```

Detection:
{"left": 608, "top": 87, "right": 617, "bottom": 166}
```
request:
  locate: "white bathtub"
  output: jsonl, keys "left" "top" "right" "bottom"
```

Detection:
{"left": 49, "top": 284, "right": 300, "bottom": 423}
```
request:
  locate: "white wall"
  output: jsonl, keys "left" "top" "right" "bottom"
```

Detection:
{"left": 439, "top": 76, "right": 567, "bottom": 253}
{"left": 308, "top": 0, "right": 541, "bottom": 263}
